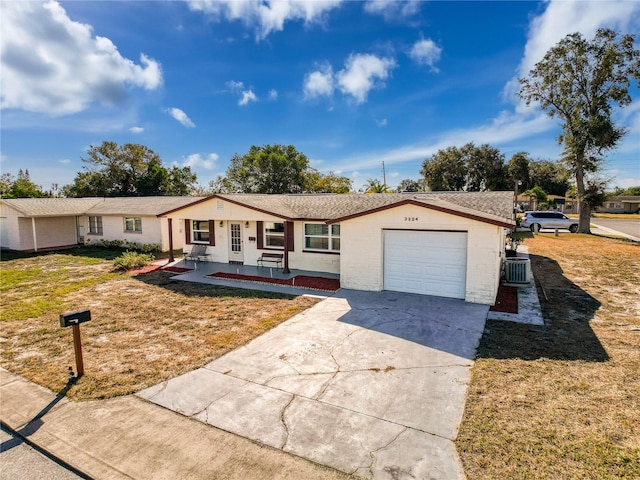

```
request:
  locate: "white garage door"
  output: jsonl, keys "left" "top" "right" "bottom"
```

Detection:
{"left": 384, "top": 230, "right": 467, "bottom": 299}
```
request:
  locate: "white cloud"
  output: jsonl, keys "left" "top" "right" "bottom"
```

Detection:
{"left": 409, "top": 38, "right": 442, "bottom": 71}
{"left": 377, "top": 118, "right": 388, "bottom": 127}
{"left": 268, "top": 89, "right": 278, "bottom": 100}
{"left": 337, "top": 53, "right": 396, "bottom": 104}
{"left": 189, "top": 0, "right": 343, "bottom": 40}
{"left": 303, "top": 64, "right": 335, "bottom": 100}
{"left": 0, "top": 1, "right": 162, "bottom": 115}
{"left": 226, "top": 80, "right": 258, "bottom": 105}
{"left": 179, "top": 153, "right": 219, "bottom": 170}
{"left": 504, "top": 0, "right": 640, "bottom": 104}
{"left": 59, "top": 159, "right": 71, "bottom": 164}
{"left": 129, "top": 126, "right": 144, "bottom": 134}
{"left": 239, "top": 90, "right": 258, "bottom": 106}
{"left": 167, "top": 107, "right": 195, "bottom": 127}
{"left": 363, "top": 0, "right": 420, "bottom": 20}
{"left": 226, "top": 80, "right": 245, "bottom": 92}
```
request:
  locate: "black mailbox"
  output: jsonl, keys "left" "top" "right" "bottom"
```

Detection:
{"left": 60, "top": 309, "right": 91, "bottom": 328}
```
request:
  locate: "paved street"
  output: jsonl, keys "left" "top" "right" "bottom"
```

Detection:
{"left": 591, "top": 218, "right": 640, "bottom": 238}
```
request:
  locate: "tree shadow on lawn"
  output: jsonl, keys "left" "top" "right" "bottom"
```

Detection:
{"left": 133, "top": 269, "right": 300, "bottom": 301}
{"left": 478, "top": 253, "right": 608, "bottom": 362}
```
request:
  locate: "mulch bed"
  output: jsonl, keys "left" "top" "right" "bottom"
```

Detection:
{"left": 489, "top": 283, "right": 518, "bottom": 314}
{"left": 206, "top": 272, "right": 341, "bottom": 292}
{"left": 128, "top": 265, "right": 194, "bottom": 275}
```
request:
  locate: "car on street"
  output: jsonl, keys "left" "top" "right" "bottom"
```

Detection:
{"left": 521, "top": 211, "right": 579, "bottom": 233}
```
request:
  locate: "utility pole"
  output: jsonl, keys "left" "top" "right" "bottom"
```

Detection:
{"left": 381, "top": 161, "right": 387, "bottom": 187}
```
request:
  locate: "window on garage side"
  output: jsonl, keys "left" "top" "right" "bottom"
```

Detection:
{"left": 88, "top": 216, "right": 103, "bottom": 235}
{"left": 124, "top": 217, "right": 142, "bottom": 233}
{"left": 264, "top": 222, "right": 285, "bottom": 248}
{"left": 191, "top": 220, "right": 210, "bottom": 243}
{"left": 304, "top": 223, "right": 340, "bottom": 252}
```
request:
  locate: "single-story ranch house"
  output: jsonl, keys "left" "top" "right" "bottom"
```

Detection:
{"left": 1, "top": 192, "right": 515, "bottom": 305}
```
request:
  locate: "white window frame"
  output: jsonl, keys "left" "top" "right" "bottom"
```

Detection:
{"left": 124, "top": 217, "right": 142, "bottom": 233}
{"left": 191, "top": 220, "right": 210, "bottom": 244}
{"left": 264, "top": 222, "right": 285, "bottom": 249}
{"left": 88, "top": 216, "right": 103, "bottom": 235}
{"left": 304, "top": 223, "right": 340, "bottom": 252}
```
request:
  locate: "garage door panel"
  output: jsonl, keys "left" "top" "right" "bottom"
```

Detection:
{"left": 384, "top": 231, "right": 467, "bottom": 299}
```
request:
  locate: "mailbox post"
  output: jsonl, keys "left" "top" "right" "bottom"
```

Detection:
{"left": 60, "top": 309, "right": 91, "bottom": 379}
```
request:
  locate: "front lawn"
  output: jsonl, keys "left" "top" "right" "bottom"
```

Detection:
{"left": 0, "top": 248, "right": 319, "bottom": 400}
{"left": 457, "top": 234, "right": 640, "bottom": 478}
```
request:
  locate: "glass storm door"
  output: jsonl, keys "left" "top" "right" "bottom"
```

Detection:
{"left": 228, "top": 222, "right": 244, "bottom": 263}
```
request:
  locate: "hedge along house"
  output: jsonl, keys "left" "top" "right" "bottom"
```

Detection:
{"left": 159, "top": 192, "right": 516, "bottom": 305}
{"left": 0, "top": 197, "right": 201, "bottom": 252}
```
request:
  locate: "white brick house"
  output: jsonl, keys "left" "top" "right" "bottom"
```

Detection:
{"left": 160, "top": 192, "right": 515, "bottom": 305}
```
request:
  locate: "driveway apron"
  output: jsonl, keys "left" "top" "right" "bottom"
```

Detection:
{"left": 138, "top": 289, "right": 488, "bottom": 479}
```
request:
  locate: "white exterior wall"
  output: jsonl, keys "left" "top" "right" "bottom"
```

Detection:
{"left": 0, "top": 203, "right": 78, "bottom": 251}
{"left": 339, "top": 205, "right": 505, "bottom": 305}
{"left": 0, "top": 203, "right": 22, "bottom": 250}
{"left": 84, "top": 215, "right": 164, "bottom": 249}
{"left": 33, "top": 217, "right": 78, "bottom": 250}
{"left": 166, "top": 199, "right": 340, "bottom": 273}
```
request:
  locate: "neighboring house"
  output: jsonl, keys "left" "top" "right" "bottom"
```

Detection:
{"left": 596, "top": 196, "right": 640, "bottom": 214}
{"left": 159, "top": 192, "right": 515, "bottom": 305}
{"left": 516, "top": 194, "right": 567, "bottom": 212}
{"left": 0, "top": 197, "right": 201, "bottom": 252}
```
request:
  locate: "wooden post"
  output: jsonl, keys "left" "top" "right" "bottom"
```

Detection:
{"left": 72, "top": 324, "right": 84, "bottom": 378}
{"left": 167, "top": 218, "right": 175, "bottom": 263}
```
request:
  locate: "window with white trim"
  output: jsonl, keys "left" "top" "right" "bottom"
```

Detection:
{"left": 88, "top": 216, "right": 103, "bottom": 235}
{"left": 304, "top": 223, "right": 340, "bottom": 252}
{"left": 264, "top": 222, "right": 285, "bottom": 248}
{"left": 124, "top": 217, "right": 142, "bottom": 233}
{"left": 191, "top": 220, "right": 210, "bottom": 243}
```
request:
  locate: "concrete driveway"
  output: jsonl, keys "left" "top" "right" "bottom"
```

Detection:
{"left": 138, "top": 290, "right": 488, "bottom": 479}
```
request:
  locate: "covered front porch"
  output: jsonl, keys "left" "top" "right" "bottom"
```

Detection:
{"left": 159, "top": 258, "right": 341, "bottom": 297}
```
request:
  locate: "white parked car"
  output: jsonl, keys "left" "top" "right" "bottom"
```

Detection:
{"left": 521, "top": 211, "right": 579, "bottom": 233}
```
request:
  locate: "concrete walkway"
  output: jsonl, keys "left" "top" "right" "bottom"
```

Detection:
{"left": 139, "top": 290, "right": 489, "bottom": 479}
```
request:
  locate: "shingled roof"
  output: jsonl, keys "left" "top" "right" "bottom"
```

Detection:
{"left": 161, "top": 192, "right": 515, "bottom": 227}
{"left": 1, "top": 198, "right": 103, "bottom": 217}
{"left": 1, "top": 197, "right": 204, "bottom": 217}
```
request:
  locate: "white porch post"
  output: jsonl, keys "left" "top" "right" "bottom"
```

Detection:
{"left": 31, "top": 217, "right": 38, "bottom": 252}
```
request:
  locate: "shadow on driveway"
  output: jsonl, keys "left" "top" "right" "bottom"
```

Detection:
{"left": 478, "top": 253, "right": 608, "bottom": 362}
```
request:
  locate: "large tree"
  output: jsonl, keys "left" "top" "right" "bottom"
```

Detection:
{"left": 63, "top": 141, "right": 196, "bottom": 197}
{"left": 420, "top": 145, "right": 467, "bottom": 191}
{"left": 396, "top": 178, "right": 425, "bottom": 192}
{"left": 421, "top": 142, "right": 507, "bottom": 191}
{"left": 304, "top": 170, "right": 353, "bottom": 193}
{"left": 0, "top": 171, "right": 51, "bottom": 198}
{"left": 225, "top": 144, "right": 310, "bottom": 194}
{"left": 465, "top": 143, "right": 508, "bottom": 191}
{"left": 519, "top": 29, "right": 640, "bottom": 232}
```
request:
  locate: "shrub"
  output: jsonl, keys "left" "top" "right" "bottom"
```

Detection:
{"left": 113, "top": 251, "right": 155, "bottom": 271}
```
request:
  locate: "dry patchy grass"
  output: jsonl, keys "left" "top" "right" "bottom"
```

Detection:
{"left": 1, "top": 249, "right": 319, "bottom": 400}
{"left": 458, "top": 234, "right": 640, "bottom": 479}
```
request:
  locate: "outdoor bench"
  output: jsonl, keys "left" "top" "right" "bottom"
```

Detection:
{"left": 184, "top": 244, "right": 212, "bottom": 263}
{"left": 257, "top": 252, "right": 284, "bottom": 269}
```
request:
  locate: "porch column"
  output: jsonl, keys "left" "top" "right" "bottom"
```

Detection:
{"left": 167, "top": 218, "right": 174, "bottom": 263}
{"left": 31, "top": 217, "right": 38, "bottom": 252}
{"left": 283, "top": 220, "right": 290, "bottom": 274}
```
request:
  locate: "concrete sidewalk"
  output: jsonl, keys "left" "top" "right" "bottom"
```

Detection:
{"left": 0, "top": 368, "right": 352, "bottom": 480}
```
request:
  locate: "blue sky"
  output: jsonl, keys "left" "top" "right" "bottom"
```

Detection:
{"left": 1, "top": 0, "right": 639, "bottom": 193}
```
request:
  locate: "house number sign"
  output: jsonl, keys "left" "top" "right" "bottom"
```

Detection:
{"left": 404, "top": 217, "right": 419, "bottom": 222}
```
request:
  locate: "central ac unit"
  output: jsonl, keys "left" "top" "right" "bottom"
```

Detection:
{"left": 505, "top": 258, "right": 531, "bottom": 284}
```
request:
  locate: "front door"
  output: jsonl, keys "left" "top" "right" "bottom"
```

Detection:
{"left": 228, "top": 222, "right": 244, "bottom": 263}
